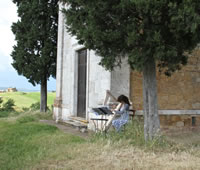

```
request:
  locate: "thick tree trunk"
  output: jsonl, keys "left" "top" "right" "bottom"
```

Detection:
{"left": 40, "top": 77, "right": 47, "bottom": 112}
{"left": 143, "top": 59, "right": 160, "bottom": 141}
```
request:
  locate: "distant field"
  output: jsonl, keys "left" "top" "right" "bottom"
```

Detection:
{"left": 0, "top": 92, "right": 56, "bottom": 110}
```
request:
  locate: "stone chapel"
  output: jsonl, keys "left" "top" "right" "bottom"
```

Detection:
{"left": 53, "top": 3, "right": 200, "bottom": 129}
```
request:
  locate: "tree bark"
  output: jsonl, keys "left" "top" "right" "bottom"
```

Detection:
{"left": 40, "top": 77, "right": 47, "bottom": 112}
{"left": 143, "top": 59, "right": 160, "bottom": 141}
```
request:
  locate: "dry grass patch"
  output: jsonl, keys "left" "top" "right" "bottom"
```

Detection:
{"left": 33, "top": 139, "right": 200, "bottom": 170}
{"left": 32, "top": 121, "right": 200, "bottom": 170}
{"left": 164, "top": 127, "right": 200, "bottom": 146}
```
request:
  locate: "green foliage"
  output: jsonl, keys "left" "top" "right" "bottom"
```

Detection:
{"left": 11, "top": 0, "right": 58, "bottom": 85}
{"left": 22, "top": 107, "right": 29, "bottom": 112}
{"left": 30, "top": 102, "right": 40, "bottom": 111}
{"left": 0, "top": 97, "right": 3, "bottom": 105}
{"left": 61, "top": 0, "right": 200, "bottom": 75}
{"left": 29, "top": 102, "right": 50, "bottom": 111}
{"left": 2, "top": 99, "right": 15, "bottom": 111}
{"left": 0, "top": 98, "right": 15, "bottom": 113}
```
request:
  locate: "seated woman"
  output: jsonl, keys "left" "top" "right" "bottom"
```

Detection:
{"left": 112, "top": 95, "right": 130, "bottom": 131}
{"left": 105, "top": 94, "right": 130, "bottom": 132}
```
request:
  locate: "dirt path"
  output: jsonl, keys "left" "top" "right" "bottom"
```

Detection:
{"left": 39, "top": 120, "right": 91, "bottom": 139}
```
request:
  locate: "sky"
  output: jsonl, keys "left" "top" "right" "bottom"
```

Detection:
{"left": 0, "top": 1, "right": 56, "bottom": 91}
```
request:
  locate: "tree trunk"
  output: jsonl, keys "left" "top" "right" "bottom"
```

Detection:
{"left": 40, "top": 77, "right": 47, "bottom": 112}
{"left": 143, "top": 59, "right": 160, "bottom": 141}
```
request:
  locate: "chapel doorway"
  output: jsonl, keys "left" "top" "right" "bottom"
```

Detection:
{"left": 77, "top": 49, "right": 87, "bottom": 118}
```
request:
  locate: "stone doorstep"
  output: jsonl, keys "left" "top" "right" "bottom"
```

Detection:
{"left": 68, "top": 116, "right": 89, "bottom": 124}
{"left": 63, "top": 117, "right": 88, "bottom": 133}
{"left": 63, "top": 120, "right": 88, "bottom": 128}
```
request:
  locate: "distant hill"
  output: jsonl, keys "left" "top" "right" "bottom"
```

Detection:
{"left": 0, "top": 87, "right": 55, "bottom": 92}
{"left": 0, "top": 87, "right": 7, "bottom": 91}
{"left": 0, "top": 87, "right": 40, "bottom": 92}
{"left": 18, "top": 88, "right": 40, "bottom": 92}
{"left": 0, "top": 91, "right": 56, "bottom": 110}
{"left": 0, "top": 71, "right": 56, "bottom": 92}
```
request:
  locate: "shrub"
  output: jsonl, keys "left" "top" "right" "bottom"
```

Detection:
{"left": 22, "top": 107, "right": 29, "bottom": 112}
{"left": 30, "top": 102, "right": 50, "bottom": 111}
{"left": 0, "top": 97, "right": 3, "bottom": 105}
{"left": 0, "top": 97, "right": 3, "bottom": 110}
{"left": 2, "top": 99, "right": 15, "bottom": 111}
{"left": 30, "top": 102, "right": 40, "bottom": 111}
{"left": 0, "top": 98, "right": 19, "bottom": 118}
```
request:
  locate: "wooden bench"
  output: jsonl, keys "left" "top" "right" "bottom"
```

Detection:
{"left": 129, "top": 109, "right": 136, "bottom": 121}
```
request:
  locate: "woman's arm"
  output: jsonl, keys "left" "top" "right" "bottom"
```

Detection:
{"left": 114, "top": 103, "right": 122, "bottom": 111}
{"left": 114, "top": 104, "right": 129, "bottom": 115}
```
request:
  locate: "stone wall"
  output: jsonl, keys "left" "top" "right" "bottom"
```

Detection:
{"left": 159, "top": 115, "right": 200, "bottom": 128}
{"left": 136, "top": 115, "right": 200, "bottom": 128}
{"left": 130, "top": 47, "right": 200, "bottom": 111}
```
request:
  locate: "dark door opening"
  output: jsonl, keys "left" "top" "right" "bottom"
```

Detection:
{"left": 77, "top": 49, "right": 87, "bottom": 118}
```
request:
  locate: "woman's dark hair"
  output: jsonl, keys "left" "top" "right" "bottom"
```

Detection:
{"left": 117, "top": 95, "right": 131, "bottom": 106}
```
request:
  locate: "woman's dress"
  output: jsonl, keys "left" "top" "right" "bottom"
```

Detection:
{"left": 112, "top": 103, "right": 129, "bottom": 131}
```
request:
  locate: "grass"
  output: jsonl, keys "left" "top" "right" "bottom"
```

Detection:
{"left": 0, "top": 99, "right": 200, "bottom": 170}
{"left": 0, "top": 113, "right": 85, "bottom": 170}
{"left": 90, "top": 119, "right": 173, "bottom": 153}
{"left": 0, "top": 91, "right": 55, "bottom": 111}
{"left": 0, "top": 110, "right": 20, "bottom": 118}
{"left": 1, "top": 112, "right": 200, "bottom": 170}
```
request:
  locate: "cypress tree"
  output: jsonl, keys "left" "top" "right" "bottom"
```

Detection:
{"left": 11, "top": 0, "right": 58, "bottom": 112}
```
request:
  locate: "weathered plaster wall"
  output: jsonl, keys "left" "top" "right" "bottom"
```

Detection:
{"left": 53, "top": 2, "right": 65, "bottom": 121}
{"left": 87, "top": 50, "right": 111, "bottom": 108}
{"left": 111, "top": 58, "right": 130, "bottom": 99}
{"left": 130, "top": 47, "right": 200, "bottom": 111}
